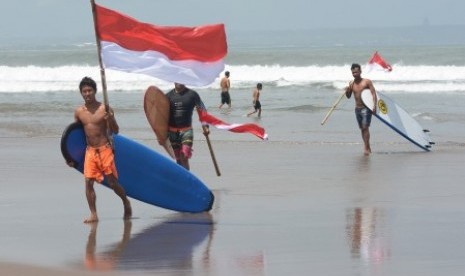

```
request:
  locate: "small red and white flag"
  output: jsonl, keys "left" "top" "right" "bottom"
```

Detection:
{"left": 198, "top": 110, "right": 268, "bottom": 140}
{"left": 94, "top": 4, "right": 227, "bottom": 86}
{"left": 367, "top": 51, "right": 392, "bottom": 72}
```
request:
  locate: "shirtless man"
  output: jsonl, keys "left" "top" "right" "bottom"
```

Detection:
{"left": 71, "top": 77, "right": 132, "bottom": 223}
{"left": 218, "top": 71, "right": 231, "bottom": 109}
{"left": 345, "top": 64, "right": 377, "bottom": 155}
{"left": 247, "top": 83, "right": 262, "bottom": 117}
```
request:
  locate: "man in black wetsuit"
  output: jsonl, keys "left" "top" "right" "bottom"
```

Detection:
{"left": 166, "top": 83, "right": 209, "bottom": 170}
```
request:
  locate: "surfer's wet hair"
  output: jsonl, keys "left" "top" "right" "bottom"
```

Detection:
{"left": 351, "top": 63, "right": 361, "bottom": 71}
{"left": 257, "top": 83, "right": 262, "bottom": 89}
{"left": 79, "top": 77, "right": 97, "bottom": 92}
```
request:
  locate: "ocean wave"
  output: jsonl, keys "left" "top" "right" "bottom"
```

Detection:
{"left": 1, "top": 64, "right": 465, "bottom": 93}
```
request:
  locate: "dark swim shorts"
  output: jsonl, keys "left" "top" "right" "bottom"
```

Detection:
{"left": 355, "top": 107, "right": 372, "bottom": 128}
{"left": 221, "top": 91, "right": 231, "bottom": 104}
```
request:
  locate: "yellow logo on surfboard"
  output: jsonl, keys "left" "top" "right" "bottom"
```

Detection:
{"left": 378, "top": 99, "right": 388, "bottom": 114}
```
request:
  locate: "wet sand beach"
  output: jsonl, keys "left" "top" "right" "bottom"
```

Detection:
{"left": 2, "top": 134, "right": 465, "bottom": 275}
{"left": 1, "top": 6, "right": 465, "bottom": 273}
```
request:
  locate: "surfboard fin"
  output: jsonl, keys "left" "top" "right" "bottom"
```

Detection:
{"left": 423, "top": 129, "right": 430, "bottom": 132}
{"left": 429, "top": 142, "right": 435, "bottom": 145}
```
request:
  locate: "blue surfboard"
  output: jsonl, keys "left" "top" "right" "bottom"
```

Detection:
{"left": 61, "top": 122, "right": 214, "bottom": 213}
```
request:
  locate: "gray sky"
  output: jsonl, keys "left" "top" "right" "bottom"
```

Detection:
{"left": 2, "top": 0, "right": 465, "bottom": 42}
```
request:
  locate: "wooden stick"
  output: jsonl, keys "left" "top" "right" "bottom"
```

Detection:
{"left": 203, "top": 131, "right": 221, "bottom": 177}
{"left": 90, "top": 0, "right": 108, "bottom": 109}
{"left": 90, "top": 0, "right": 114, "bottom": 146}
{"left": 320, "top": 91, "right": 346, "bottom": 125}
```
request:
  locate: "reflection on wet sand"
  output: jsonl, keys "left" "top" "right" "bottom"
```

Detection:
{"left": 84, "top": 212, "right": 213, "bottom": 272}
{"left": 84, "top": 221, "right": 131, "bottom": 271}
{"left": 346, "top": 207, "right": 391, "bottom": 264}
{"left": 84, "top": 210, "right": 265, "bottom": 276}
{"left": 83, "top": 196, "right": 265, "bottom": 275}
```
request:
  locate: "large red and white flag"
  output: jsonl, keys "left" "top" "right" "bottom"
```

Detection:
{"left": 366, "top": 51, "right": 392, "bottom": 72}
{"left": 94, "top": 4, "right": 227, "bottom": 86}
{"left": 198, "top": 110, "right": 268, "bottom": 140}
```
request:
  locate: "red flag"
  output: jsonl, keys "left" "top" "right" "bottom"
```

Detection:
{"left": 95, "top": 4, "right": 228, "bottom": 86}
{"left": 367, "top": 51, "right": 392, "bottom": 72}
{"left": 198, "top": 110, "right": 268, "bottom": 140}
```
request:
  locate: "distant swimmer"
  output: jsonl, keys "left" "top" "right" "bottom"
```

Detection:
{"left": 218, "top": 71, "right": 231, "bottom": 109}
{"left": 69, "top": 77, "right": 132, "bottom": 223}
{"left": 345, "top": 63, "right": 377, "bottom": 155}
{"left": 247, "top": 83, "right": 262, "bottom": 117}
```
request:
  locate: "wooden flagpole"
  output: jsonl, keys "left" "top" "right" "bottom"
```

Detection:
{"left": 90, "top": 0, "right": 109, "bottom": 110}
{"left": 320, "top": 91, "right": 346, "bottom": 125}
{"left": 90, "top": 0, "right": 114, "bottom": 147}
{"left": 204, "top": 130, "right": 221, "bottom": 177}
{"left": 321, "top": 81, "right": 354, "bottom": 126}
{"left": 198, "top": 110, "right": 221, "bottom": 176}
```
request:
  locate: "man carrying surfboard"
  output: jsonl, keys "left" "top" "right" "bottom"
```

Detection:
{"left": 70, "top": 77, "right": 132, "bottom": 223}
{"left": 345, "top": 64, "right": 377, "bottom": 155}
{"left": 166, "top": 83, "right": 210, "bottom": 170}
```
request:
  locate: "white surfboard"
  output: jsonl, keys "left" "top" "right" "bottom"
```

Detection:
{"left": 361, "top": 90, "right": 434, "bottom": 151}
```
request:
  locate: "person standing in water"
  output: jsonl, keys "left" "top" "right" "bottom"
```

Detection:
{"left": 247, "top": 83, "right": 262, "bottom": 117}
{"left": 218, "top": 71, "right": 231, "bottom": 109}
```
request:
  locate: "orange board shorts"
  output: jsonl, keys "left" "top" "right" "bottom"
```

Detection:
{"left": 84, "top": 144, "right": 118, "bottom": 183}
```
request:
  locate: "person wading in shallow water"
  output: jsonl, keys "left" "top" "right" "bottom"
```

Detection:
{"left": 218, "top": 71, "right": 231, "bottom": 109}
{"left": 247, "top": 83, "right": 262, "bottom": 117}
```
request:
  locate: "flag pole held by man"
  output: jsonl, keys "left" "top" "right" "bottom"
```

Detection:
{"left": 92, "top": 1, "right": 225, "bottom": 174}
{"left": 91, "top": 1, "right": 267, "bottom": 175}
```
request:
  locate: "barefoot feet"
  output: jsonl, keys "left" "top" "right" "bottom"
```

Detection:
{"left": 84, "top": 213, "right": 98, "bottom": 223}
